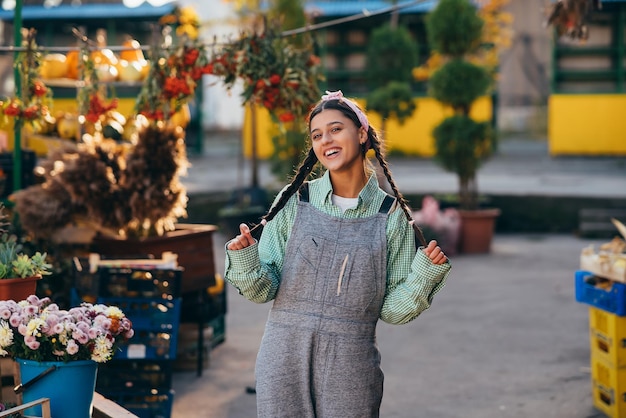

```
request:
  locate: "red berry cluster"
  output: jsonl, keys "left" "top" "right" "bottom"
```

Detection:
{"left": 1, "top": 99, "right": 45, "bottom": 122}
{"left": 85, "top": 95, "right": 118, "bottom": 123}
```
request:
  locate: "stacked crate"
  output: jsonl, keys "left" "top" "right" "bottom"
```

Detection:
{"left": 576, "top": 270, "right": 626, "bottom": 417}
{"left": 73, "top": 258, "right": 182, "bottom": 418}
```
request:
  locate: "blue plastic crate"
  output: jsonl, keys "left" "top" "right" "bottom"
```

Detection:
{"left": 96, "top": 359, "right": 173, "bottom": 392}
{"left": 115, "top": 328, "right": 178, "bottom": 361}
{"left": 575, "top": 270, "right": 626, "bottom": 316}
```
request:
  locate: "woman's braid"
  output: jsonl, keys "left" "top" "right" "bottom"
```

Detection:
{"left": 249, "top": 148, "right": 318, "bottom": 236}
{"left": 369, "top": 130, "right": 427, "bottom": 247}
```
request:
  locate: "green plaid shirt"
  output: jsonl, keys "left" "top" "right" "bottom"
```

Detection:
{"left": 225, "top": 171, "right": 451, "bottom": 325}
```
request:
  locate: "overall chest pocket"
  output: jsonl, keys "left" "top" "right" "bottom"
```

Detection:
{"left": 279, "top": 236, "right": 326, "bottom": 302}
{"left": 327, "top": 244, "right": 379, "bottom": 312}
{"left": 280, "top": 235, "right": 382, "bottom": 310}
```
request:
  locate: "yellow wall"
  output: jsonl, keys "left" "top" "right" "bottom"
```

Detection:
{"left": 548, "top": 94, "right": 626, "bottom": 156}
{"left": 243, "top": 96, "right": 493, "bottom": 159}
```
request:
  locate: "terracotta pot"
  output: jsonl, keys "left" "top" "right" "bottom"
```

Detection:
{"left": 91, "top": 223, "right": 218, "bottom": 294}
{"left": 458, "top": 209, "right": 501, "bottom": 254}
{"left": 0, "top": 275, "right": 42, "bottom": 301}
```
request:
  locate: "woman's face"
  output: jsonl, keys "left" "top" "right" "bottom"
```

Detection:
{"left": 309, "top": 109, "right": 367, "bottom": 174}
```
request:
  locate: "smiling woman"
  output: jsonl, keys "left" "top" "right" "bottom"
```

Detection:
{"left": 224, "top": 90, "right": 451, "bottom": 417}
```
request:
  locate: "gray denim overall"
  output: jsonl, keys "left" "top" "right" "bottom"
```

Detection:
{"left": 256, "top": 183, "right": 395, "bottom": 418}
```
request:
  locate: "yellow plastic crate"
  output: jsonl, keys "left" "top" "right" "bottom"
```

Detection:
{"left": 591, "top": 355, "right": 626, "bottom": 418}
{"left": 589, "top": 307, "right": 626, "bottom": 368}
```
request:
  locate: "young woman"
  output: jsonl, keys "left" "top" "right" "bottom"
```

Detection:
{"left": 225, "top": 90, "right": 451, "bottom": 417}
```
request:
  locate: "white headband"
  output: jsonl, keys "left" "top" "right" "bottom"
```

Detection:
{"left": 321, "top": 90, "right": 369, "bottom": 132}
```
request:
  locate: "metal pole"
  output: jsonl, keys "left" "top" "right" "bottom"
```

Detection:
{"left": 12, "top": 0, "right": 23, "bottom": 194}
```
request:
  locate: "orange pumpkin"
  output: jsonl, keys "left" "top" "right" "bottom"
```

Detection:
{"left": 91, "top": 48, "right": 118, "bottom": 67}
{"left": 65, "top": 50, "right": 80, "bottom": 79}
{"left": 120, "top": 39, "right": 145, "bottom": 62}
{"left": 40, "top": 54, "right": 68, "bottom": 79}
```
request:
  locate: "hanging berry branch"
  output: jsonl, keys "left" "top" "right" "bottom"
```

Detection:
{"left": 135, "top": 6, "right": 213, "bottom": 122}
{"left": 209, "top": 22, "right": 324, "bottom": 123}
{"left": 0, "top": 28, "right": 53, "bottom": 129}
{"left": 73, "top": 30, "right": 119, "bottom": 127}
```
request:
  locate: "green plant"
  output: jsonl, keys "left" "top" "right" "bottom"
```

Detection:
{"left": 427, "top": 0, "right": 496, "bottom": 210}
{"left": 365, "top": 23, "right": 419, "bottom": 88}
{"left": 0, "top": 206, "right": 52, "bottom": 279}
{"left": 365, "top": 23, "right": 419, "bottom": 141}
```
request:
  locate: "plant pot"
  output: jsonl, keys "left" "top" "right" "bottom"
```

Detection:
{"left": 16, "top": 358, "right": 98, "bottom": 418}
{"left": 0, "top": 275, "right": 42, "bottom": 301}
{"left": 91, "top": 223, "right": 218, "bottom": 294}
{"left": 458, "top": 209, "right": 501, "bottom": 254}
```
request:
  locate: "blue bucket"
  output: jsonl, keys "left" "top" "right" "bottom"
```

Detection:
{"left": 17, "top": 358, "right": 98, "bottom": 418}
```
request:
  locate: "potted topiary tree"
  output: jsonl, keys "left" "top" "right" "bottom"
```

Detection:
{"left": 426, "top": 0, "right": 500, "bottom": 253}
{"left": 365, "top": 23, "right": 418, "bottom": 142}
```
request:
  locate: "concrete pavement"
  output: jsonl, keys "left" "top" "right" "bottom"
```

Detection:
{"left": 184, "top": 133, "right": 626, "bottom": 199}
{"left": 172, "top": 233, "right": 605, "bottom": 418}
{"left": 170, "top": 133, "right": 624, "bottom": 418}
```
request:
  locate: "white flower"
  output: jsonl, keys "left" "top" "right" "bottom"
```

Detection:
{"left": 105, "top": 306, "right": 124, "bottom": 319}
{"left": 91, "top": 335, "right": 113, "bottom": 363}
{"left": 0, "top": 321, "right": 14, "bottom": 349}
{"left": 26, "top": 318, "right": 45, "bottom": 337}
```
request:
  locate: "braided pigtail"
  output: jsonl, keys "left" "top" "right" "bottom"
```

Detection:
{"left": 368, "top": 129, "right": 427, "bottom": 248}
{"left": 249, "top": 148, "right": 319, "bottom": 237}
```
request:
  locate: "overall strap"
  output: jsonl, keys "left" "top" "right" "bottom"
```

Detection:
{"left": 379, "top": 194, "right": 396, "bottom": 214}
{"left": 298, "top": 182, "right": 310, "bottom": 202}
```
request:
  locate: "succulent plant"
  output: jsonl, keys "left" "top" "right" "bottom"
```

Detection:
{"left": 0, "top": 205, "right": 52, "bottom": 279}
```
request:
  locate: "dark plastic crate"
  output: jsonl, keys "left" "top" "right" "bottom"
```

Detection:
{"left": 98, "top": 297, "right": 181, "bottom": 331}
{"left": 99, "top": 267, "right": 182, "bottom": 299}
{"left": 96, "top": 359, "right": 173, "bottom": 392}
{"left": 99, "top": 390, "right": 174, "bottom": 418}
{"left": 72, "top": 261, "right": 182, "bottom": 301}
{"left": 0, "top": 150, "right": 37, "bottom": 198}
{"left": 115, "top": 328, "right": 178, "bottom": 361}
{"left": 575, "top": 269, "right": 626, "bottom": 316}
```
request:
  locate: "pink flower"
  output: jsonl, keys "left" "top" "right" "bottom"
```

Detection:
{"left": 66, "top": 340, "right": 79, "bottom": 355}
{"left": 0, "top": 309, "right": 11, "bottom": 320}
{"left": 73, "top": 330, "right": 89, "bottom": 345}
{"left": 26, "top": 295, "right": 41, "bottom": 305}
{"left": 24, "top": 336, "right": 39, "bottom": 350}
{"left": 76, "top": 322, "right": 89, "bottom": 333}
{"left": 88, "top": 328, "right": 100, "bottom": 340}
{"left": 9, "top": 315, "right": 21, "bottom": 328}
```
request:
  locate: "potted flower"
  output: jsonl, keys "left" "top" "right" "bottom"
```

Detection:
{"left": 0, "top": 205, "right": 52, "bottom": 301}
{"left": 0, "top": 295, "right": 134, "bottom": 418}
{"left": 426, "top": 0, "right": 501, "bottom": 253}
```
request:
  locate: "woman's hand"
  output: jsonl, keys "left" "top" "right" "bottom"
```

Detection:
{"left": 423, "top": 240, "right": 447, "bottom": 265}
{"left": 227, "top": 223, "right": 255, "bottom": 250}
